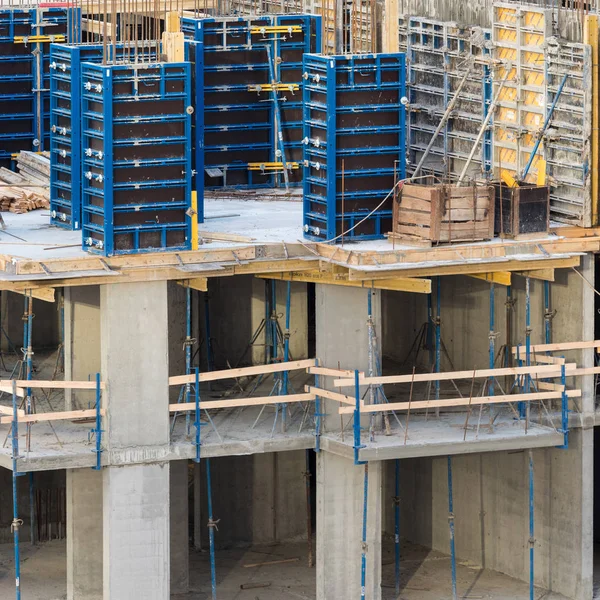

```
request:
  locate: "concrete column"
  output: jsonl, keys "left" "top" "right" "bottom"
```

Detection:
{"left": 316, "top": 452, "right": 382, "bottom": 600}
{"left": 315, "top": 284, "right": 381, "bottom": 430}
{"left": 315, "top": 284, "right": 383, "bottom": 599}
{"left": 66, "top": 469, "right": 103, "bottom": 600}
{"left": 103, "top": 464, "right": 170, "bottom": 600}
{"left": 170, "top": 460, "right": 189, "bottom": 594}
{"left": 100, "top": 281, "right": 171, "bottom": 600}
{"left": 64, "top": 286, "right": 101, "bottom": 410}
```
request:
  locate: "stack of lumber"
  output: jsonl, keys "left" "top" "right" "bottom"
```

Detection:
{"left": 0, "top": 152, "right": 50, "bottom": 214}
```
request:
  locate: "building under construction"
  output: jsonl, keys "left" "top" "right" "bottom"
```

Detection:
{"left": 0, "top": 0, "right": 598, "bottom": 598}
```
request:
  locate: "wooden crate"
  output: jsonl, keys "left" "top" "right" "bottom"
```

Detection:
{"left": 391, "top": 183, "right": 495, "bottom": 244}
{"left": 494, "top": 183, "right": 549, "bottom": 238}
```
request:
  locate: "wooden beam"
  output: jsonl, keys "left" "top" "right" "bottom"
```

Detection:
{"left": 305, "top": 385, "right": 355, "bottom": 406}
{"left": 337, "top": 390, "right": 581, "bottom": 415}
{"left": 307, "top": 366, "right": 358, "bottom": 378}
{"left": 511, "top": 340, "right": 600, "bottom": 354}
{"left": 11, "top": 287, "right": 55, "bottom": 302}
{"left": 81, "top": 18, "right": 115, "bottom": 37}
{"left": 257, "top": 271, "right": 431, "bottom": 293}
{"left": 513, "top": 269, "right": 555, "bottom": 281}
{"left": 333, "top": 363, "right": 577, "bottom": 387}
{"left": 0, "top": 408, "right": 106, "bottom": 425}
{"left": 0, "top": 379, "right": 105, "bottom": 390}
{"left": 346, "top": 256, "right": 581, "bottom": 281}
{"left": 168, "top": 392, "right": 315, "bottom": 412}
{"left": 469, "top": 272, "right": 511, "bottom": 285}
{"left": 178, "top": 278, "right": 208, "bottom": 293}
{"left": 169, "top": 358, "right": 317, "bottom": 386}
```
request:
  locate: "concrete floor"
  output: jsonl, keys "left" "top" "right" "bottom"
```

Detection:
{"left": 0, "top": 539, "right": 572, "bottom": 600}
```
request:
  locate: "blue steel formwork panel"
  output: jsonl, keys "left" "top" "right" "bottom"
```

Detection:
{"left": 49, "top": 42, "right": 158, "bottom": 230}
{"left": 183, "top": 14, "right": 321, "bottom": 189}
{"left": 80, "top": 62, "right": 193, "bottom": 255}
{"left": 0, "top": 7, "right": 80, "bottom": 166}
{"left": 400, "top": 17, "right": 492, "bottom": 180}
{"left": 303, "top": 53, "right": 406, "bottom": 242}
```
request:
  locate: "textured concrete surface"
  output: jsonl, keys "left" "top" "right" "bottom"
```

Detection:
{"left": 0, "top": 538, "right": 576, "bottom": 599}
{"left": 66, "top": 469, "right": 102, "bottom": 600}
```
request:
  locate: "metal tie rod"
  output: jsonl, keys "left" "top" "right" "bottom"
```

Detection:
{"left": 411, "top": 61, "right": 475, "bottom": 181}
{"left": 456, "top": 67, "right": 512, "bottom": 185}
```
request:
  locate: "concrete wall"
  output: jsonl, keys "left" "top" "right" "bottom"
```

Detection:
{"left": 384, "top": 428, "right": 593, "bottom": 599}
{"left": 382, "top": 264, "right": 591, "bottom": 375}
{"left": 196, "top": 450, "right": 307, "bottom": 549}
{"left": 397, "top": 1, "right": 585, "bottom": 44}
{"left": 1, "top": 291, "right": 60, "bottom": 352}
{"left": 200, "top": 276, "right": 308, "bottom": 368}
{"left": 0, "top": 468, "right": 65, "bottom": 544}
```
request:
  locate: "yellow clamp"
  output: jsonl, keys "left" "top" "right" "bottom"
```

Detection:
{"left": 250, "top": 25, "right": 302, "bottom": 35}
{"left": 14, "top": 34, "right": 66, "bottom": 44}
{"left": 248, "top": 162, "right": 300, "bottom": 171}
{"left": 247, "top": 83, "right": 300, "bottom": 93}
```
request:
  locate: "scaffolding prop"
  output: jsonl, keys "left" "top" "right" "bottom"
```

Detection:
{"left": 447, "top": 455, "right": 457, "bottom": 600}
{"left": 394, "top": 459, "right": 401, "bottom": 596}
{"left": 11, "top": 379, "right": 21, "bottom": 600}
{"left": 528, "top": 449, "right": 535, "bottom": 600}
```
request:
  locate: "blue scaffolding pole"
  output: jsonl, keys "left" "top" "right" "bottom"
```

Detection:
{"left": 544, "top": 281, "right": 553, "bottom": 345}
{"left": 281, "top": 281, "right": 292, "bottom": 430}
{"left": 360, "top": 463, "right": 369, "bottom": 600}
{"left": 528, "top": 449, "right": 535, "bottom": 600}
{"left": 11, "top": 380, "right": 21, "bottom": 600}
{"left": 206, "top": 458, "right": 218, "bottom": 600}
{"left": 447, "top": 455, "right": 457, "bottom": 600}
{"left": 394, "top": 459, "right": 401, "bottom": 596}
{"left": 92, "top": 373, "right": 102, "bottom": 470}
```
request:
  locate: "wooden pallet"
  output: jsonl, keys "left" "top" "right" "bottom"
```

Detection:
{"left": 391, "top": 183, "right": 495, "bottom": 244}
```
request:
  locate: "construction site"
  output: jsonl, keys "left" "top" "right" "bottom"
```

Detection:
{"left": 0, "top": 0, "right": 599, "bottom": 598}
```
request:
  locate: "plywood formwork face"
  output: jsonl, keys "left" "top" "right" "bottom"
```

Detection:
{"left": 492, "top": 2, "right": 592, "bottom": 226}
{"left": 492, "top": 2, "right": 551, "bottom": 186}
{"left": 400, "top": 17, "right": 492, "bottom": 180}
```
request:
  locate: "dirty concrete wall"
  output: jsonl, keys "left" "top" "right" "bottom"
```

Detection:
{"left": 0, "top": 468, "right": 66, "bottom": 544}
{"left": 382, "top": 261, "right": 591, "bottom": 375}
{"left": 383, "top": 427, "right": 593, "bottom": 599}
{"left": 198, "top": 275, "right": 308, "bottom": 369}
{"left": 1, "top": 291, "right": 60, "bottom": 352}
{"left": 196, "top": 451, "right": 307, "bottom": 549}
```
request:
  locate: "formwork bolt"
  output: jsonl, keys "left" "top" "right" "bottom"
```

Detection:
{"left": 85, "top": 148, "right": 93, "bottom": 157}
{"left": 84, "top": 82, "right": 92, "bottom": 90}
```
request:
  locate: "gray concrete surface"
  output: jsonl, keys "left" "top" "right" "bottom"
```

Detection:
{"left": 66, "top": 468, "right": 102, "bottom": 600}
{"left": 170, "top": 460, "right": 189, "bottom": 594}
{"left": 387, "top": 428, "right": 593, "bottom": 599}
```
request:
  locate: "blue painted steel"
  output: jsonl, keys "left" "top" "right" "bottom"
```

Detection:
{"left": 93, "top": 372, "right": 102, "bottom": 470}
{"left": 520, "top": 277, "right": 531, "bottom": 418}
{"left": 0, "top": 8, "right": 80, "bottom": 165}
{"left": 185, "top": 287, "right": 192, "bottom": 435}
{"left": 528, "top": 450, "right": 534, "bottom": 600}
{"left": 544, "top": 281, "right": 551, "bottom": 345}
{"left": 360, "top": 463, "right": 369, "bottom": 600}
{"left": 394, "top": 459, "right": 401, "bottom": 596}
{"left": 447, "top": 455, "right": 457, "bottom": 600}
{"left": 427, "top": 293, "right": 434, "bottom": 368}
{"left": 185, "top": 40, "right": 205, "bottom": 222}
{"left": 11, "top": 380, "right": 21, "bottom": 599}
{"left": 183, "top": 15, "right": 321, "bottom": 190}
{"left": 505, "top": 286, "right": 512, "bottom": 367}
{"left": 303, "top": 52, "right": 407, "bottom": 241}
{"left": 353, "top": 369, "right": 364, "bottom": 465}
{"left": 435, "top": 277, "right": 441, "bottom": 401}
{"left": 194, "top": 368, "right": 201, "bottom": 463}
{"left": 489, "top": 283, "right": 495, "bottom": 396}
{"left": 80, "top": 61, "right": 193, "bottom": 255}
{"left": 314, "top": 367, "right": 322, "bottom": 453}
{"left": 521, "top": 72, "right": 569, "bottom": 181}
{"left": 206, "top": 458, "right": 218, "bottom": 600}
{"left": 559, "top": 361, "right": 569, "bottom": 449}
{"left": 204, "top": 293, "right": 213, "bottom": 372}
{"left": 49, "top": 42, "right": 156, "bottom": 230}
{"left": 281, "top": 281, "right": 291, "bottom": 427}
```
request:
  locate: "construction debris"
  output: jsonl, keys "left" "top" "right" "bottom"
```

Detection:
{"left": 0, "top": 153, "right": 50, "bottom": 214}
